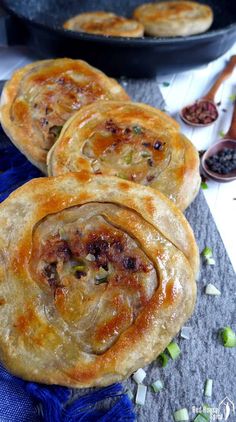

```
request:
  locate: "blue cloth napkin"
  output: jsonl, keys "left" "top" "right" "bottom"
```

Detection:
{"left": 0, "top": 364, "right": 41, "bottom": 422}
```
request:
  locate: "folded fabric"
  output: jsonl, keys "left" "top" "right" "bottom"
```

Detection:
{"left": 0, "top": 363, "right": 41, "bottom": 422}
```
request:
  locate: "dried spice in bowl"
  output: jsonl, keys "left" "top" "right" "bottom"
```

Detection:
{"left": 182, "top": 100, "right": 218, "bottom": 125}
{"left": 205, "top": 148, "right": 236, "bottom": 174}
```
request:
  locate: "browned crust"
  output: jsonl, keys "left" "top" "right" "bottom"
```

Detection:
{"left": 0, "top": 175, "right": 198, "bottom": 387}
{"left": 0, "top": 58, "right": 129, "bottom": 173}
{"left": 133, "top": 1, "right": 213, "bottom": 37}
{"left": 64, "top": 11, "right": 144, "bottom": 37}
{"left": 47, "top": 101, "right": 200, "bottom": 210}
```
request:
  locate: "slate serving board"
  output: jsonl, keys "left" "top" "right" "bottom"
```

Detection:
{"left": 0, "top": 78, "right": 235, "bottom": 422}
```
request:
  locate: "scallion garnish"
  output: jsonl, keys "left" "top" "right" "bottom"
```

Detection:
{"left": 204, "top": 379, "right": 213, "bottom": 397}
{"left": 141, "top": 151, "right": 151, "bottom": 158}
{"left": 58, "top": 227, "right": 67, "bottom": 240}
{"left": 151, "top": 380, "right": 163, "bottom": 393}
{"left": 202, "top": 247, "right": 212, "bottom": 258}
{"left": 229, "top": 93, "right": 236, "bottom": 102}
{"left": 95, "top": 267, "right": 109, "bottom": 284}
{"left": 180, "top": 326, "right": 192, "bottom": 340}
{"left": 207, "top": 258, "right": 215, "bottom": 265}
{"left": 133, "top": 125, "right": 142, "bottom": 134}
{"left": 72, "top": 264, "right": 86, "bottom": 272}
{"left": 123, "top": 151, "right": 133, "bottom": 164}
{"left": 126, "top": 389, "right": 134, "bottom": 401}
{"left": 166, "top": 342, "right": 181, "bottom": 360}
{"left": 116, "top": 173, "right": 128, "bottom": 180}
{"left": 201, "top": 181, "right": 208, "bottom": 190}
{"left": 173, "top": 408, "right": 189, "bottom": 421}
{"left": 158, "top": 352, "right": 169, "bottom": 367}
{"left": 220, "top": 326, "right": 236, "bottom": 348}
{"left": 193, "top": 414, "right": 209, "bottom": 422}
{"left": 95, "top": 278, "right": 108, "bottom": 285}
{"left": 91, "top": 159, "right": 101, "bottom": 174}
{"left": 85, "top": 253, "right": 96, "bottom": 262}
{"left": 205, "top": 284, "right": 221, "bottom": 296}
{"left": 132, "top": 368, "right": 146, "bottom": 384}
{"left": 202, "top": 247, "right": 215, "bottom": 265}
{"left": 135, "top": 384, "right": 147, "bottom": 406}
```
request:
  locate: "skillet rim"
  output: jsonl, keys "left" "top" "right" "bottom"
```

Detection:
{"left": 1, "top": 0, "right": 236, "bottom": 45}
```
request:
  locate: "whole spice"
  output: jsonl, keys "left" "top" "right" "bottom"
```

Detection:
{"left": 206, "top": 148, "right": 236, "bottom": 175}
{"left": 182, "top": 101, "right": 218, "bottom": 125}
{"left": 153, "top": 141, "right": 164, "bottom": 150}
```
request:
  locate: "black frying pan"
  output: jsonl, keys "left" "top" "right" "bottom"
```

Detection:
{"left": 0, "top": 0, "right": 236, "bottom": 77}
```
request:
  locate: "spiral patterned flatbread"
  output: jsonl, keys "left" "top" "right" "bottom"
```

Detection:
{"left": 63, "top": 11, "right": 144, "bottom": 38}
{"left": 0, "top": 174, "right": 198, "bottom": 387}
{"left": 133, "top": 1, "right": 213, "bottom": 37}
{"left": 48, "top": 101, "right": 200, "bottom": 210}
{"left": 0, "top": 59, "right": 129, "bottom": 173}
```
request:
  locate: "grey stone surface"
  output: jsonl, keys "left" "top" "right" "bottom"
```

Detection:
{"left": 124, "top": 191, "right": 236, "bottom": 421}
{"left": 121, "top": 78, "right": 236, "bottom": 422}
{"left": 0, "top": 79, "right": 235, "bottom": 421}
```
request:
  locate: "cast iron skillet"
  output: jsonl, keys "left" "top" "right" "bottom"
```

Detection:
{"left": 0, "top": 0, "right": 236, "bottom": 77}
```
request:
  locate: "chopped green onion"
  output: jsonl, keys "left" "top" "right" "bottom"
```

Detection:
{"left": 202, "top": 247, "right": 213, "bottom": 259}
{"left": 204, "top": 379, "right": 213, "bottom": 397}
{"left": 173, "top": 408, "right": 189, "bottom": 421}
{"left": 58, "top": 227, "right": 67, "bottom": 240}
{"left": 135, "top": 384, "right": 147, "bottom": 406}
{"left": 141, "top": 151, "right": 151, "bottom": 158}
{"left": 201, "top": 181, "right": 208, "bottom": 190}
{"left": 202, "top": 247, "right": 215, "bottom": 265}
{"left": 91, "top": 159, "right": 101, "bottom": 174}
{"left": 133, "top": 125, "right": 142, "bottom": 134}
{"left": 95, "top": 267, "right": 109, "bottom": 284}
{"left": 229, "top": 93, "right": 236, "bottom": 102}
{"left": 95, "top": 278, "right": 108, "bottom": 285}
{"left": 151, "top": 380, "right": 163, "bottom": 392}
{"left": 133, "top": 368, "right": 146, "bottom": 384}
{"left": 207, "top": 258, "right": 215, "bottom": 265}
{"left": 193, "top": 414, "right": 209, "bottom": 422}
{"left": 180, "top": 326, "right": 192, "bottom": 340}
{"left": 72, "top": 264, "right": 86, "bottom": 272}
{"left": 96, "top": 267, "right": 108, "bottom": 277}
{"left": 220, "top": 326, "right": 236, "bottom": 348}
{"left": 166, "top": 342, "right": 181, "bottom": 360}
{"left": 126, "top": 389, "right": 134, "bottom": 401}
{"left": 123, "top": 151, "right": 133, "bottom": 164}
{"left": 158, "top": 352, "right": 169, "bottom": 367}
{"left": 85, "top": 253, "right": 96, "bottom": 262}
{"left": 163, "top": 81, "right": 170, "bottom": 87}
{"left": 218, "top": 130, "right": 225, "bottom": 138}
{"left": 116, "top": 173, "right": 128, "bottom": 180}
{"left": 205, "top": 284, "right": 221, "bottom": 296}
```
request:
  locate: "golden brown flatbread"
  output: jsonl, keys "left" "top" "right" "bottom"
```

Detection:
{"left": 133, "top": 1, "right": 213, "bottom": 37}
{"left": 0, "top": 59, "right": 129, "bottom": 173}
{"left": 63, "top": 11, "right": 144, "bottom": 37}
{"left": 47, "top": 101, "right": 200, "bottom": 210}
{"left": 0, "top": 174, "right": 198, "bottom": 387}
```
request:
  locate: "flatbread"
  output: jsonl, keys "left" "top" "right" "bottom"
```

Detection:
{"left": 0, "top": 59, "right": 129, "bottom": 173}
{"left": 63, "top": 11, "right": 144, "bottom": 37}
{"left": 0, "top": 174, "right": 198, "bottom": 387}
{"left": 133, "top": 1, "right": 213, "bottom": 37}
{"left": 47, "top": 101, "right": 200, "bottom": 210}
